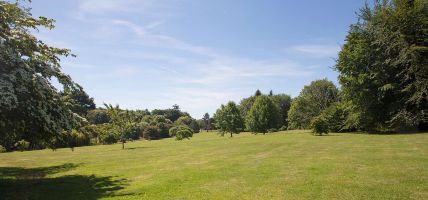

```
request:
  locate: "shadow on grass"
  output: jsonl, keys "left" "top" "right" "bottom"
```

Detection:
{"left": 350, "top": 131, "right": 428, "bottom": 135}
{"left": 124, "top": 146, "right": 152, "bottom": 150}
{"left": 0, "top": 163, "right": 130, "bottom": 200}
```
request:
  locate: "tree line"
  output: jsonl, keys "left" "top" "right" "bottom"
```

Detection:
{"left": 0, "top": 1, "right": 199, "bottom": 151}
{"left": 1, "top": 0, "right": 427, "bottom": 151}
{"left": 214, "top": 0, "right": 427, "bottom": 136}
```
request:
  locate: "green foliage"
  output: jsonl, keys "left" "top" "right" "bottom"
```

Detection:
{"left": 0, "top": 145, "right": 6, "bottom": 153}
{"left": 311, "top": 115, "right": 329, "bottom": 136}
{"left": 175, "top": 116, "right": 200, "bottom": 133}
{"left": 214, "top": 101, "right": 244, "bottom": 137}
{"left": 151, "top": 104, "right": 188, "bottom": 122}
{"left": 0, "top": 1, "right": 84, "bottom": 151}
{"left": 142, "top": 125, "right": 161, "bottom": 140}
{"left": 14, "top": 140, "right": 29, "bottom": 152}
{"left": 86, "top": 109, "right": 111, "bottom": 124}
{"left": 169, "top": 125, "right": 194, "bottom": 140}
{"left": 100, "top": 131, "right": 119, "bottom": 145}
{"left": 238, "top": 96, "right": 257, "bottom": 122}
{"left": 202, "top": 113, "right": 212, "bottom": 131}
{"left": 66, "top": 129, "right": 91, "bottom": 151}
{"left": 271, "top": 94, "right": 292, "bottom": 129}
{"left": 245, "top": 95, "right": 280, "bottom": 134}
{"left": 336, "top": 0, "right": 428, "bottom": 131}
{"left": 61, "top": 85, "right": 96, "bottom": 117}
{"left": 239, "top": 91, "right": 291, "bottom": 130}
{"left": 288, "top": 79, "right": 339, "bottom": 129}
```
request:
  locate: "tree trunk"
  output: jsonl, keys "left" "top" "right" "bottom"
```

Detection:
{"left": 230, "top": 133, "right": 233, "bottom": 137}
{"left": 122, "top": 142, "right": 125, "bottom": 149}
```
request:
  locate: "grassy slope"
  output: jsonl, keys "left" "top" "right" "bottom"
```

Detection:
{"left": 0, "top": 131, "right": 427, "bottom": 200}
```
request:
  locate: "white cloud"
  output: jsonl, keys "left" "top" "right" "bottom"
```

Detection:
{"left": 288, "top": 44, "right": 340, "bottom": 58}
{"left": 63, "top": 2, "right": 329, "bottom": 117}
{"left": 112, "top": 19, "right": 220, "bottom": 58}
{"left": 79, "top": 0, "right": 145, "bottom": 14}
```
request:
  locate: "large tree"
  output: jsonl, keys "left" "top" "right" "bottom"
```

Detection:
{"left": 214, "top": 101, "right": 244, "bottom": 137}
{"left": 61, "top": 84, "right": 96, "bottom": 117}
{"left": 271, "top": 94, "right": 292, "bottom": 129}
{"left": 245, "top": 95, "right": 280, "bottom": 134}
{"left": 0, "top": 1, "right": 84, "bottom": 150}
{"left": 202, "top": 113, "right": 211, "bottom": 132}
{"left": 336, "top": 0, "right": 428, "bottom": 131}
{"left": 288, "top": 79, "right": 339, "bottom": 129}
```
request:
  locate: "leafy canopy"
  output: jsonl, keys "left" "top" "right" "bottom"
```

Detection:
{"left": 336, "top": 0, "right": 428, "bottom": 131}
{"left": 288, "top": 79, "right": 339, "bottom": 129}
{"left": 245, "top": 95, "right": 280, "bottom": 134}
{"left": 214, "top": 101, "right": 244, "bottom": 137}
{"left": 0, "top": 1, "right": 84, "bottom": 150}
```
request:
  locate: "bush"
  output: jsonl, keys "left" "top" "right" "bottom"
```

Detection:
{"left": 169, "top": 125, "right": 193, "bottom": 140}
{"left": 310, "top": 102, "right": 351, "bottom": 135}
{"left": 14, "top": 140, "right": 30, "bottom": 152}
{"left": 86, "top": 109, "right": 111, "bottom": 124}
{"left": 268, "top": 128, "right": 278, "bottom": 133}
{"left": 143, "top": 125, "right": 161, "bottom": 140}
{"left": 100, "top": 132, "right": 119, "bottom": 144}
{"left": 311, "top": 115, "right": 329, "bottom": 136}
{"left": 68, "top": 129, "right": 91, "bottom": 149}
{"left": 0, "top": 145, "right": 6, "bottom": 153}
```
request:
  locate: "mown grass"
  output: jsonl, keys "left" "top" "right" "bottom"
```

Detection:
{"left": 1, "top": 131, "right": 427, "bottom": 200}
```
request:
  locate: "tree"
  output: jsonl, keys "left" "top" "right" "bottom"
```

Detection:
{"left": 310, "top": 102, "right": 351, "bottom": 135}
{"left": 152, "top": 105, "right": 185, "bottom": 122}
{"left": 169, "top": 125, "right": 194, "bottom": 140}
{"left": 61, "top": 84, "right": 95, "bottom": 117}
{"left": 0, "top": 1, "right": 84, "bottom": 151}
{"left": 175, "top": 116, "right": 200, "bottom": 133}
{"left": 238, "top": 96, "right": 256, "bottom": 122}
{"left": 255, "top": 89, "right": 262, "bottom": 96}
{"left": 271, "top": 94, "right": 292, "bottom": 129}
{"left": 311, "top": 115, "right": 329, "bottom": 136}
{"left": 104, "top": 104, "right": 140, "bottom": 149}
{"left": 288, "top": 79, "right": 339, "bottom": 129}
{"left": 336, "top": 0, "right": 428, "bottom": 131}
{"left": 245, "top": 95, "right": 280, "bottom": 134}
{"left": 202, "top": 113, "right": 211, "bottom": 132}
{"left": 86, "top": 109, "right": 111, "bottom": 124}
{"left": 214, "top": 101, "right": 244, "bottom": 137}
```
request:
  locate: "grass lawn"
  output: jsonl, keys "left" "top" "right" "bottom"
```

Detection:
{"left": 1, "top": 131, "right": 427, "bottom": 200}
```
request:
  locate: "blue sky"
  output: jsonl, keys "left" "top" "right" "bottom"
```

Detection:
{"left": 29, "top": 0, "right": 363, "bottom": 118}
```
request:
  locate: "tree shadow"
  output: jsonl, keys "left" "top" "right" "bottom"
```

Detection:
{"left": 124, "top": 146, "right": 152, "bottom": 150}
{"left": 350, "top": 131, "right": 428, "bottom": 135}
{"left": 0, "top": 163, "right": 130, "bottom": 200}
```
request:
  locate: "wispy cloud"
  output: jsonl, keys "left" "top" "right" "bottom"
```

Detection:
{"left": 79, "top": 0, "right": 149, "bottom": 14}
{"left": 288, "top": 44, "right": 340, "bottom": 58}
{"left": 56, "top": 0, "right": 335, "bottom": 117}
{"left": 112, "top": 19, "right": 220, "bottom": 58}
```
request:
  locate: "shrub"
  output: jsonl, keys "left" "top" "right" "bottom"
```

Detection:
{"left": 268, "top": 128, "right": 278, "bottom": 133}
{"left": 311, "top": 102, "right": 352, "bottom": 135}
{"left": 169, "top": 125, "right": 193, "bottom": 140}
{"left": 279, "top": 125, "right": 288, "bottom": 131}
{"left": 86, "top": 109, "right": 111, "bottom": 124}
{"left": 69, "top": 129, "right": 91, "bottom": 149}
{"left": 14, "top": 140, "right": 30, "bottom": 152}
{"left": 311, "top": 115, "right": 329, "bottom": 136}
{"left": 143, "top": 125, "right": 161, "bottom": 140}
{"left": 100, "top": 132, "right": 119, "bottom": 144}
{"left": 0, "top": 145, "right": 6, "bottom": 153}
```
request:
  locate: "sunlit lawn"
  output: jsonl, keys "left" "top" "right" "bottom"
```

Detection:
{"left": 1, "top": 131, "right": 427, "bottom": 200}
